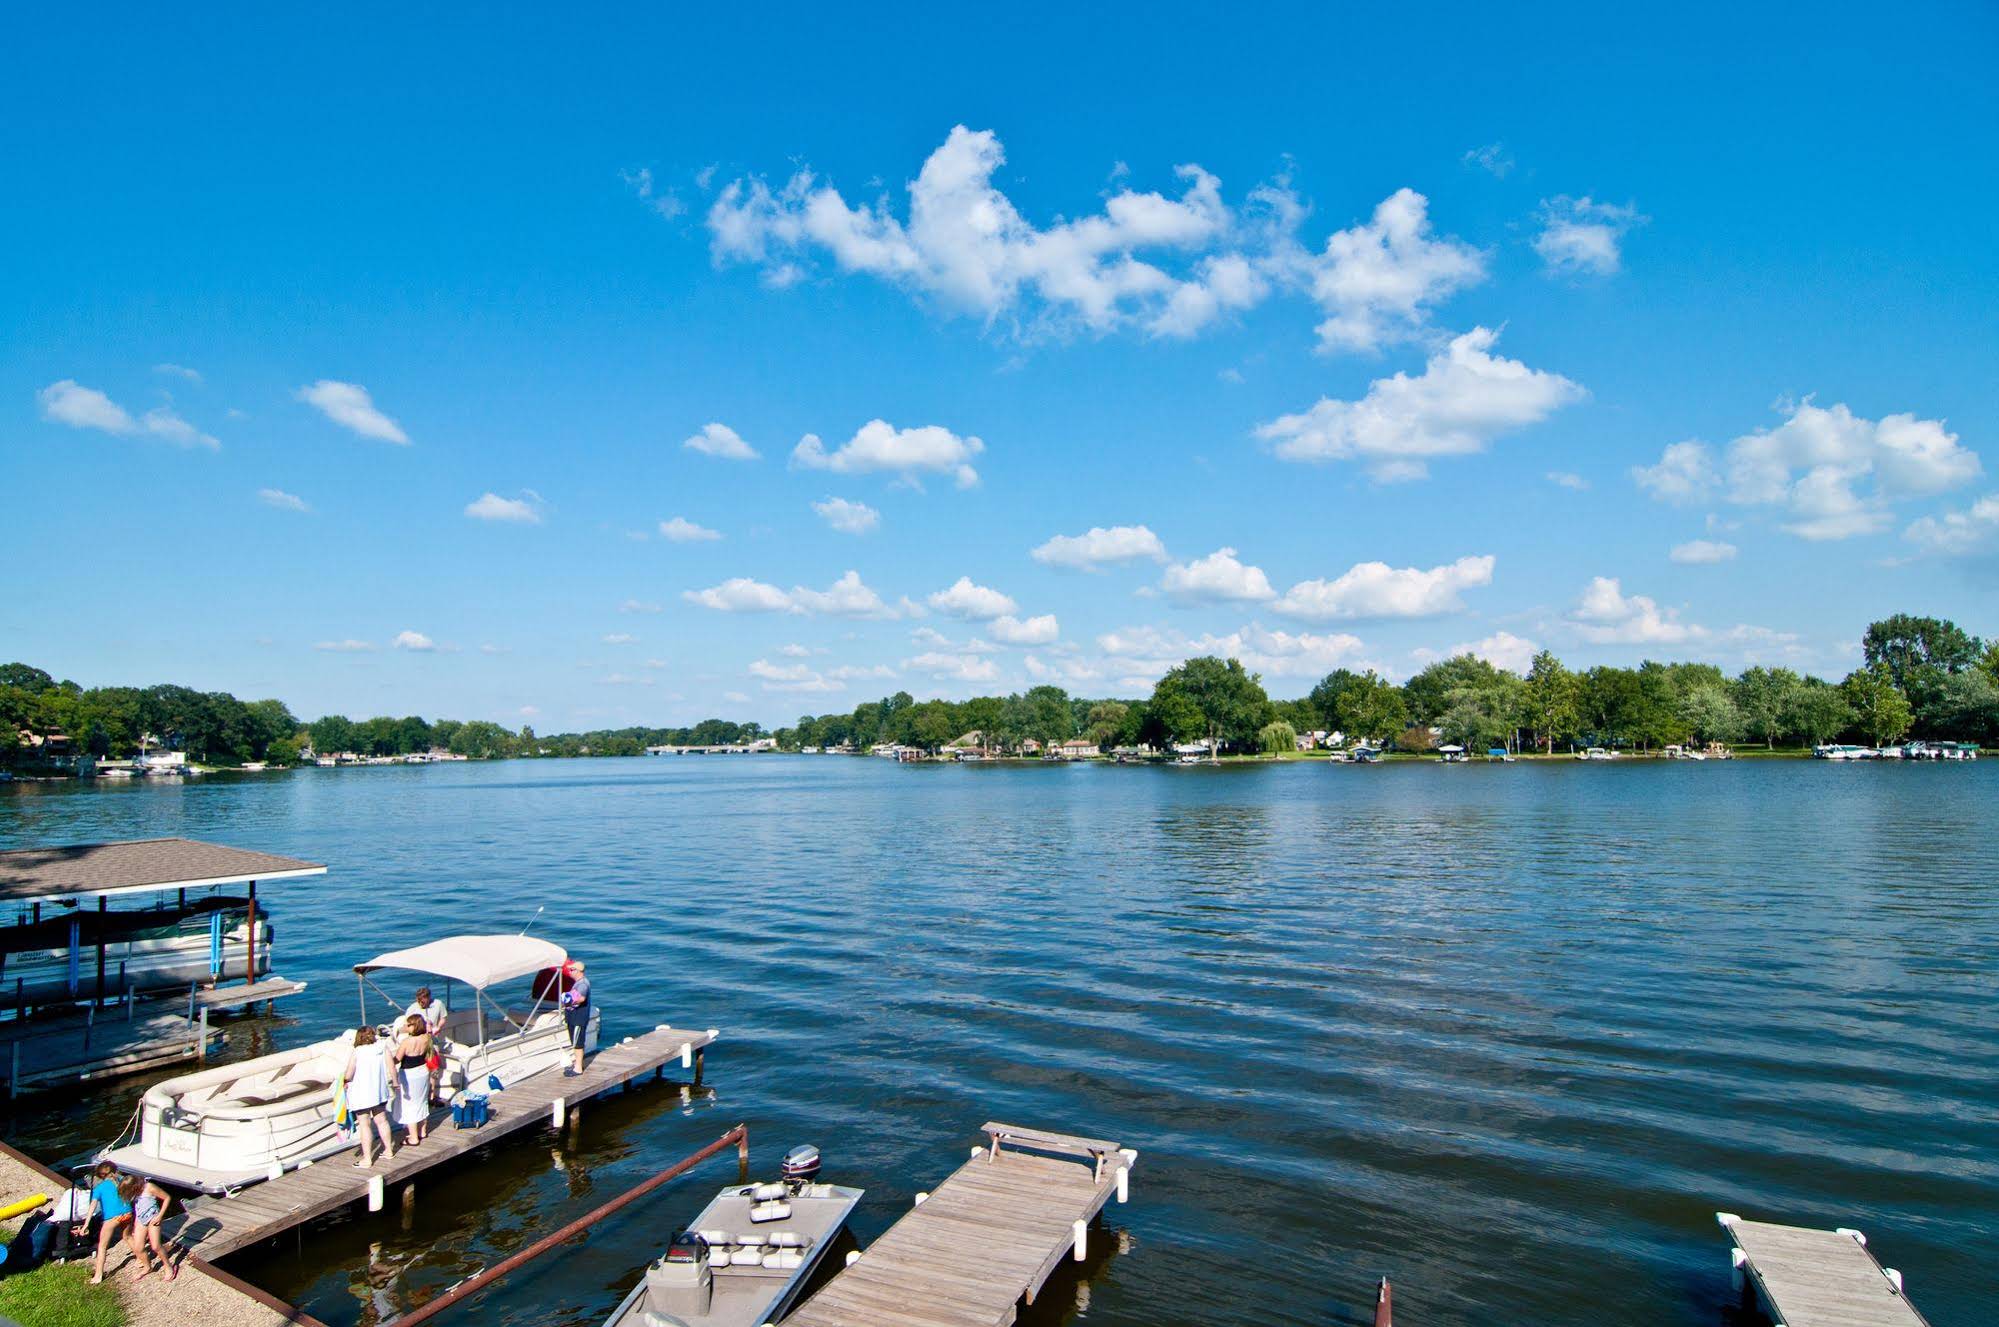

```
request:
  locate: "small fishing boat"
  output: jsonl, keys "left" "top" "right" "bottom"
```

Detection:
{"left": 99, "top": 934, "right": 598, "bottom": 1193}
{"left": 1576, "top": 747, "right": 1617, "bottom": 761}
{"left": 604, "top": 1145, "right": 862, "bottom": 1327}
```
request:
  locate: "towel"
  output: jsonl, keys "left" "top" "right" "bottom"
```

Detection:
{"left": 332, "top": 1075, "right": 352, "bottom": 1137}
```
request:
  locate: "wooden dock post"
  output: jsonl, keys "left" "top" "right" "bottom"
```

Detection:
{"left": 197, "top": 1006, "right": 209, "bottom": 1062}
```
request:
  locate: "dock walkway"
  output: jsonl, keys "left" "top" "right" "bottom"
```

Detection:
{"left": 1719, "top": 1213, "right": 1932, "bottom": 1327}
{"left": 785, "top": 1122, "right": 1135, "bottom": 1327}
{"left": 171, "top": 1024, "right": 717, "bottom": 1260}
{"left": 0, "top": 977, "right": 306, "bottom": 1095}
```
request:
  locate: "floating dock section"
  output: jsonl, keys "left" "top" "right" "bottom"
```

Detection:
{"left": 1718, "top": 1213, "right": 1932, "bottom": 1327}
{"left": 170, "top": 1024, "right": 718, "bottom": 1259}
{"left": 785, "top": 1121, "right": 1136, "bottom": 1327}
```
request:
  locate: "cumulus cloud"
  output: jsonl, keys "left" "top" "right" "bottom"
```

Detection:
{"left": 621, "top": 165, "right": 684, "bottom": 220}
{"left": 1272, "top": 554, "right": 1495, "bottom": 621}
{"left": 1031, "top": 524, "right": 1169, "bottom": 570}
{"left": 927, "top": 576, "right": 1018, "bottom": 620}
{"left": 1905, "top": 495, "right": 1999, "bottom": 554}
{"left": 1256, "top": 327, "right": 1584, "bottom": 482}
{"left": 466, "top": 492, "right": 543, "bottom": 524}
{"left": 813, "top": 496, "right": 880, "bottom": 534}
{"left": 1633, "top": 400, "right": 1978, "bottom": 540}
{"left": 683, "top": 422, "right": 759, "bottom": 460}
{"left": 1568, "top": 577, "right": 1697, "bottom": 644}
{"left": 685, "top": 570, "right": 900, "bottom": 618}
{"left": 1302, "top": 188, "right": 1485, "bottom": 353}
{"left": 1096, "top": 621, "right": 1368, "bottom": 681}
{"left": 1160, "top": 548, "right": 1276, "bottom": 604}
{"left": 988, "top": 613, "right": 1060, "bottom": 646}
{"left": 258, "top": 488, "right": 309, "bottom": 512}
{"left": 153, "top": 363, "right": 203, "bottom": 384}
{"left": 1446, "top": 630, "right": 1537, "bottom": 673}
{"left": 314, "top": 638, "right": 377, "bottom": 653}
{"left": 659, "top": 516, "right": 722, "bottom": 542}
{"left": 393, "top": 630, "right": 437, "bottom": 652}
{"left": 38, "top": 380, "right": 219, "bottom": 448}
{"left": 793, "top": 419, "right": 984, "bottom": 488}
{"left": 297, "top": 380, "right": 408, "bottom": 444}
{"left": 1534, "top": 196, "right": 1645, "bottom": 276}
{"left": 749, "top": 658, "right": 843, "bottom": 693}
{"left": 1670, "top": 539, "right": 1738, "bottom": 564}
{"left": 905, "top": 650, "right": 1002, "bottom": 684}
{"left": 829, "top": 663, "right": 897, "bottom": 681}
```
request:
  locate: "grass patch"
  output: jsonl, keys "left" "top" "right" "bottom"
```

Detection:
{"left": 0, "top": 1260, "right": 126, "bottom": 1327}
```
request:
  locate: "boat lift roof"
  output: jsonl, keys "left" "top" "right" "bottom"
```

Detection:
{"left": 355, "top": 935, "right": 568, "bottom": 990}
{"left": 0, "top": 837, "right": 326, "bottom": 905}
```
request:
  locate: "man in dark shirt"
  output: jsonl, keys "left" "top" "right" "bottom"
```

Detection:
{"left": 561, "top": 959, "right": 591, "bottom": 1076}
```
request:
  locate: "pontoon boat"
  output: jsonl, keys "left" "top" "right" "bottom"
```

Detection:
{"left": 98, "top": 933, "right": 598, "bottom": 1193}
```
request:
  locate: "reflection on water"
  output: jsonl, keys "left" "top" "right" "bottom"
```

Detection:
{"left": 3, "top": 758, "right": 1996, "bottom": 1326}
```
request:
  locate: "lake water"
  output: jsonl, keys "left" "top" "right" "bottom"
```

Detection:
{"left": 2, "top": 758, "right": 1994, "bottom": 1326}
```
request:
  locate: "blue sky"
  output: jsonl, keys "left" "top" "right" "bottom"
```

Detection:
{"left": 6, "top": 4, "right": 1998, "bottom": 729}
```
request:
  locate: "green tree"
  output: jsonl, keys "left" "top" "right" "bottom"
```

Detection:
{"left": 1257, "top": 720, "right": 1297, "bottom": 755}
{"left": 1863, "top": 614, "right": 1981, "bottom": 689}
{"left": 1732, "top": 667, "right": 1804, "bottom": 749}
{"left": 1841, "top": 663, "right": 1914, "bottom": 747}
{"left": 1150, "top": 657, "right": 1270, "bottom": 752}
{"left": 1403, "top": 654, "right": 1510, "bottom": 725}
{"left": 1523, "top": 650, "right": 1579, "bottom": 753}
{"left": 1084, "top": 701, "right": 1129, "bottom": 748}
{"left": 1785, "top": 681, "right": 1853, "bottom": 747}
{"left": 1306, "top": 669, "right": 1361, "bottom": 731}
{"left": 1332, "top": 670, "right": 1407, "bottom": 742}
{"left": 1678, "top": 683, "right": 1744, "bottom": 744}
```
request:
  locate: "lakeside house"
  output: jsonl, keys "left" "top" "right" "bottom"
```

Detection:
{"left": 1056, "top": 739, "right": 1100, "bottom": 759}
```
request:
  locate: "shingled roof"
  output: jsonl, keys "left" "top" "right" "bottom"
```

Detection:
{"left": 0, "top": 837, "right": 326, "bottom": 903}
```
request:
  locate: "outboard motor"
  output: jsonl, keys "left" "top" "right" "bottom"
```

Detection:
{"left": 644, "top": 1232, "right": 711, "bottom": 1318}
{"left": 781, "top": 1144, "right": 820, "bottom": 1185}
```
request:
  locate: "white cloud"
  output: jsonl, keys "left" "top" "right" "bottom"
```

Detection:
{"left": 1031, "top": 524, "right": 1169, "bottom": 570}
{"left": 659, "top": 516, "right": 722, "bottom": 542}
{"left": 1632, "top": 441, "right": 1719, "bottom": 503}
{"left": 988, "top": 613, "right": 1060, "bottom": 646}
{"left": 905, "top": 650, "right": 1001, "bottom": 683}
{"left": 684, "top": 570, "right": 900, "bottom": 619}
{"left": 258, "top": 487, "right": 309, "bottom": 512}
{"left": 1670, "top": 539, "right": 1738, "bottom": 564}
{"left": 314, "top": 638, "right": 377, "bottom": 653}
{"left": 296, "top": 380, "right": 408, "bottom": 444}
{"left": 466, "top": 492, "right": 542, "bottom": 524}
{"left": 1534, "top": 196, "right": 1645, "bottom": 276}
{"left": 599, "top": 673, "right": 654, "bottom": 687}
{"left": 1546, "top": 470, "right": 1589, "bottom": 491}
{"left": 1462, "top": 144, "right": 1514, "bottom": 178}
{"left": 393, "top": 630, "right": 437, "bottom": 652}
{"left": 1905, "top": 495, "right": 1999, "bottom": 555}
{"left": 620, "top": 599, "right": 663, "bottom": 614}
{"left": 1096, "top": 621, "right": 1368, "bottom": 681}
{"left": 481, "top": 643, "right": 510, "bottom": 655}
{"left": 1568, "top": 577, "right": 1697, "bottom": 644}
{"left": 777, "top": 643, "right": 817, "bottom": 657}
{"left": 927, "top": 576, "right": 1018, "bottom": 620}
{"left": 793, "top": 419, "right": 984, "bottom": 488}
{"left": 813, "top": 496, "right": 880, "bottom": 534}
{"left": 620, "top": 165, "right": 684, "bottom": 220}
{"left": 1257, "top": 327, "right": 1584, "bottom": 482}
{"left": 153, "top": 363, "right": 203, "bottom": 384}
{"left": 1273, "top": 555, "right": 1495, "bottom": 621}
{"left": 38, "top": 380, "right": 218, "bottom": 448}
{"left": 709, "top": 125, "right": 1233, "bottom": 336}
{"left": 683, "top": 422, "right": 759, "bottom": 461}
{"left": 1634, "top": 401, "right": 1978, "bottom": 540}
{"left": 830, "top": 663, "right": 898, "bottom": 681}
{"left": 1446, "top": 630, "right": 1538, "bottom": 673}
{"left": 1160, "top": 548, "right": 1276, "bottom": 603}
{"left": 749, "top": 658, "right": 843, "bottom": 693}
{"left": 1303, "top": 188, "right": 1485, "bottom": 353}
{"left": 602, "top": 633, "right": 637, "bottom": 645}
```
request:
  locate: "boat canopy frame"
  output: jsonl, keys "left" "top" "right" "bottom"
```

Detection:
{"left": 353, "top": 934, "right": 570, "bottom": 1057}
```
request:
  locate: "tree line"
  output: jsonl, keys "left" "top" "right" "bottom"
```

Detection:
{"left": 4, "top": 614, "right": 1991, "bottom": 769}
{"left": 773, "top": 614, "right": 1999, "bottom": 756}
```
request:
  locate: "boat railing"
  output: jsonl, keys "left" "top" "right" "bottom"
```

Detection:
{"left": 387, "top": 1122, "right": 751, "bottom": 1326}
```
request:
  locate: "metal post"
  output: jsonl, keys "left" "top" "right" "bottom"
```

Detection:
{"left": 357, "top": 973, "right": 367, "bottom": 1028}
{"left": 244, "top": 880, "right": 258, "bottom": 987}
{"left": 197, "top": 1006, "right": 209, "bottom": 1062}
{"left": 95, "top": 896, "right": 107, "bottom": 1006}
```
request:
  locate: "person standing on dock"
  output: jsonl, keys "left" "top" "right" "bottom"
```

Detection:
{"left": 342, "top": 1026, "right": 395, "bottom": 1167}
{"left": 392, "top": 1014, "right": 434, "bottom": 1146}
{"left": 561, "top": 959, "right": 591, "bottom": 1077}
{"left": 407, "top": 985, "right": 447, "bottom": 1103}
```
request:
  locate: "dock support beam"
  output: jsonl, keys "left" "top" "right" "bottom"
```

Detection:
{"left": 244, "top": 881, "right": 258, "bottom": 988}
{"left": 95, "top": 896, "right": 107, "bottom": 1006}
{"left": 1072, "top": 1218, "right": 1087, "bottom": 1261}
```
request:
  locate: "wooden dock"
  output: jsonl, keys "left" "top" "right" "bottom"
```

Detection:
{"left": 0, "top": 976, "right": 307, "bottom": 1095}
{"left": 1718, "top": 1213, "right": 1932, "bottom": 1327}
{"left": 785, "top": 1122, "right": 1137, "bottom": 1327}
{"left": 169, "top": 1024, "right": 718, "bottom": 1260}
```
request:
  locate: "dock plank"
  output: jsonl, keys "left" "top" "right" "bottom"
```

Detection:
{"left": 785, "top": 1127, "right": 1135, "bottom": 1327}
{"left": 1721, "top": 1215, "right": 1931, "bottom": 1327}
{"left": 170, "top": 1024, "right": 716, "bottom": 1259}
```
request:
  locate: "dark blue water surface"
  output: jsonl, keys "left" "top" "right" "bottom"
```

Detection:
{"left": 2, "top": 757, "right": 1993, "bottom": 1326}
